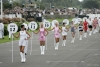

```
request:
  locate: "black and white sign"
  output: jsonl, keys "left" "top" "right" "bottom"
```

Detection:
{"left": 72, "top": 18, "right": 79, "bottom": 24}
{"left": 7, "top": 23, "right": 18, "bottom": 33}
{"left": 52, "top": 20, "right": 59, "bottom": 27}
{"left": 63, "top": 19, "right": 69, "bottom": 25}
{"left": 28, "top": 21, "right": 38, "bottom": 30}
{"left": 43, "top": 21, "right": 51, "bottom": 29}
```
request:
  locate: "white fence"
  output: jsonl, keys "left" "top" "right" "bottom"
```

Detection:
{"left": 87, "top": 14, "right": 100, "bottom": 18}
{"left": 0, "top": 14, "right": 22, "bottom": 19}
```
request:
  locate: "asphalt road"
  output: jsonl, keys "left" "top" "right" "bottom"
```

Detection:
{"left": 0, "top": 30, "right": 100, "bottom": 67}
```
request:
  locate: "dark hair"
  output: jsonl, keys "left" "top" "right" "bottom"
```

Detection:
{"left": 21, "top": 25, "right": 24, "bottom": 28}
{"left": 24, "top": 28, "right": 26, "bottom": 30}
{"left": 63, "top": 23, "right": 65, "bottom": 25}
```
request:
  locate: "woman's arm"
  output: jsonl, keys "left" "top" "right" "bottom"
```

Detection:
{"left": 45, "top": 28, "right": 49, "bottom": 36}
{"left": 48, "top": 27, "right": 54, "bottom": 31}
{"left": 66, "top": 26, "right": 69, "bottom": 32}
{"left": 26, "top": 31, "right": 31, "bottom": 40}
{"left": 59, "top": 27, "right": 62, "bottom": 33}
{"left": 33, "top": 28, "right": 40, "bottom": 34}
{"left": 13, "top": 32, "right": 20, "bottom": 38}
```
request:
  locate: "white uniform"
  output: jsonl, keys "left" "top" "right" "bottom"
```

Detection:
{"left": 62, "top": 26, "right": 67, "bottom": 46}
{"left": 62, "top": 27, "right": 67, "bottom": 36}
{"left": 0, "top": 23, "right": 2, "bottom": 38}
{"left": 19, "top": 30, "right": 26, "bottom": 46}
{"left": 88, "top": 20, "right": 92, "bottom": 25}
{"left": 1, "top": 23, "right": 4, "bottom": 38}
{"left": 98, "top": 19, "right": 100, "bottom": 27}
{"left": 23, "top": 23, "right": 29, "bottom": 54}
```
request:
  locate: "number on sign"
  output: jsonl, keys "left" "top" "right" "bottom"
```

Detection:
{"left": 31, "top": 23, "right": 36, "bottom": 29}
{"left": 10, "top": 28, "right": 15, "bottom": 32}
{"left": 45, "top": 23, "right": 49, "bottom": 27}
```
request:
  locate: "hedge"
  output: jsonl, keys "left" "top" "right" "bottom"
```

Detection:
{"left": 4, "top": 22, "right": 40, "bottom": 36}
{"left": 4, "top": 25, "right": 9, "bottom": 36}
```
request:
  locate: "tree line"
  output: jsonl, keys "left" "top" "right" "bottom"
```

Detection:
{"left": 2, "top": 0, "right": 100, "bottom": 9}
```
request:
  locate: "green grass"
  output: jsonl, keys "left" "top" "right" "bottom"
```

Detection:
{"left": 0, "top": 32, "right": 19, "bottom": 44}
{"left": 0, "top": 18, "right": 73, "bottom": 44}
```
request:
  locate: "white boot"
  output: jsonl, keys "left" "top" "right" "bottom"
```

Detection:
{"left": 86, "top": 33, "right": 87, "bottom": 37}
{"left": 20, "top": 52, "right": 23, "bottom": 62}
{"left": 83, "top": 34, "right": 85, "bottom": 37}
{"left": 89, "top": 31, "right": 91, "bottom": 36}
{"left": 96, "top": 29, "right": 98, "bottom": 32}
{"left": 22, "top": 53, "right": 26, "bottom": 62}
{"left": 40, "top": 46, "right": 43, "bottom": 55}
{"left": 64, "top": 40, "right": 66, "bottom": 46}
{"left": 43, "top": 46, "right": 45, "bottom": 55}
{"left": 79, "top": 35, "right": 82, "bottom": 40}
{"left": 56, "top": 42, "right": 59, "bottom": 50}
{"left": 55, "top": 43, "right": 57, "bottom": 50}
{"left": 71, "top": 38, "right": 74, "bottom": 43}
{"left": 93, "top": 30, "right": 96, "bottom": 34}
{"left": 71, "top": 38, "right": 73, "bottom": 43}
{"left": 62, "top": 40, "right": 64, "bottom": 46}
{"left": 73, "top": 37, "right": 75, "bottom": 43}
{"left": 84, "top": 33, "right": 86, "bottom": 37}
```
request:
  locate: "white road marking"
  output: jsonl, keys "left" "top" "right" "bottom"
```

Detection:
{"left": 54, "top": 54, "right": 57, "bottom": 55}
{"left": 70, "top": 49, "right": 99, "bottom": 51}
{"left": 47, "top": 61, "right": 84, "bottom": 63}
{"left": 95, "top": 54, "right": 100, "bottom": 55}
{"left": 0, "top": 62, "right": 2, "bottom": 64}
{"left": 85, "top": 42, "right": 100, "bottom": 43}
{"left": 10, "top": 50, "right": 38, "bottom": 51}
{"left": 33, "top": 54, "right": 57, "bottom": 56}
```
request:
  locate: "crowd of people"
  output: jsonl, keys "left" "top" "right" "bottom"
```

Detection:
{"left": 1, "top": 6, "right": 100, "bottom": 18}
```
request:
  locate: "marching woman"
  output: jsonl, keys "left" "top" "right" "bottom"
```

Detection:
{"left": 88, "top": 18, "right": 93, "bottom": 36}
{"left": 33, "top": 23, "right": 48, "bottom": 55}
{"left": 23, "top": 23, "right": 29, "bottom": 55}
{"left": 79, "top": 21, "right": 83, "bottom": 40}
{"left": 61, "top": 23, "right": 69, "bottom": 46}
{"left": 83, "top": 19, "right": 88, "bottom": 38}
{"left": 50, "top": 22, "right": 61, "bottom": 50}
{"left": 70, "top": 21, "right": 77, "bottom": 43}
{"left": 98, "top": 17, "right": 100, "bottom": 32}
{"left": 13, "top": 25, "right": 31, "bottom": 63}
{"left": 93, "top": 17, "right": 98, "bottom": 34}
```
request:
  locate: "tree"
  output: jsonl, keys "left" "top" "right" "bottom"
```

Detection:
{"left": 82, "top": 0, "right": 100, "bottom": 9}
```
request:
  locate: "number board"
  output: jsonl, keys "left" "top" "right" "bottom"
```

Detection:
{"left": 7, "top": 23, "right": 18, "bottom": 33}
{"left": 52, "top": 20, "right": 59, "bottom": 27}
{"left": 43, "top": 21, "right": 51, "bottom": 29}
{"left": 28, "top": 21, "right": 38, "bottom": 30}
{"left": 63, "top": 19, "right": 69, "bottom": 25}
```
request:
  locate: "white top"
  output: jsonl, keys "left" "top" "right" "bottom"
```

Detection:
{"left": 98, "top": 19, "right": 100, "bottom": 24}
{"left": 0, "top": 23, "right": 4, "bottom": 30}
{"left": 88, "top": 20, "right": 92, "bottom": 25}
{"left": 20, "top": 30, "right": 26, "bottom": 40}
{"left": 0, "top": 23, "right": 2, "bottom": 31}
{"left": 62, "top": 27, "right": 67, "bottom": 35}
